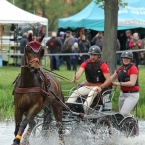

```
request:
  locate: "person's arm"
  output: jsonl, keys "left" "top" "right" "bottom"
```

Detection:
{"left": 72, "top": 67, "right": 85, "bottom": 82}
{"left": 91, "top": 36, "right": 97, "bottom": 44}
{"left": 129, "top": 39, "right": 135, "bottom": 48}
{"left": 113, "top": 74, "right": 137, "bottom": 87}
{"left": 111, "top": 72, "right": 118, "bottom": 82}
{"left": 138, "top": 40, "right": 142, "bottom": 48}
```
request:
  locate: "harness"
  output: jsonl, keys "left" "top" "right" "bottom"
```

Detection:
{"left": 13, "top": 69, "right": 51, "bottom": 97}
{"left": 118, "top": 64, "right": 138, "bottom": 86}
{"left": 12, "top": 40, "right": 51, "bottom": 100}
{"left": 85, "top": 59, "right": 106, "bottom": 83}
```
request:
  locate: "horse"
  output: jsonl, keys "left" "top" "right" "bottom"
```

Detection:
{"left": 12, "top": 34, "right": 64, "bottom": 145}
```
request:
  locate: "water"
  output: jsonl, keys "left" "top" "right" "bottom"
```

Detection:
{"left": 0, "top": 120, "right": 145, "bottom": 145}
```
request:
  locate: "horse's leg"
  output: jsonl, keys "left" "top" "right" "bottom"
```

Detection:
{"left": 12, "top": 104, "right": 41, "bottom": 145}
{"left": 52, "top": 102, "right": 64, "bottom": 142}
{"left": 13, "top": 108, "right": 23, "bottom": 145}
{"left": 42, "top": 106, "right": 53, "bottom": 130}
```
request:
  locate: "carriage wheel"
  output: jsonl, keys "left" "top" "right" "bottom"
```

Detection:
{"left": 92, "top": 117, "right": 112, "bottom": 138}
{"left": 120, "top": 117, "right": 139, "bottom": 137}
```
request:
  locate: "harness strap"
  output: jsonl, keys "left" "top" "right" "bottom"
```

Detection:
{"left": 14, "top": 87, "right": 41, "bottom": 94}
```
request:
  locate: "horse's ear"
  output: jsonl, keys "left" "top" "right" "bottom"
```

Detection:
{"left": 28, "top": 33, "right": 33, "bottom": 42}
{"left": 38, "top": 34, "right": 45, "bottom": 43}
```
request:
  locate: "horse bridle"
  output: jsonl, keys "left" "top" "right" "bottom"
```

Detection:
{"left": 24, "top": 42, "right": 44, "bottom": 67}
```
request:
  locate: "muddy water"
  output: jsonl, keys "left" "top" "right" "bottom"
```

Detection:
{"left": 0, "top": 120, "right": 145, "bottom": 145}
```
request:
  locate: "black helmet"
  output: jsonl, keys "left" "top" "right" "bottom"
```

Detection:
{"left": 88, "top": 46, "right": 101, "bottom": 54}
{"left": 121, "top": 51, "right": 133, "bottom": 59}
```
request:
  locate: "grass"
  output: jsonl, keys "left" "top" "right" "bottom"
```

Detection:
{"left": 0, "top": 65, "right": 145, "bottom": 120}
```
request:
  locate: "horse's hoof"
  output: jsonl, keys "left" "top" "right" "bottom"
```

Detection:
{"left": 12, "top": 138, "right": 20, "bottom": 145}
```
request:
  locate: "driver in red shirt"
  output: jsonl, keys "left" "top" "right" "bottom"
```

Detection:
{"left": 67, "top": 46, "right": 111, "bottom": 112}
{"left": 111, "top": 51, "right": 139, "bottom": 117}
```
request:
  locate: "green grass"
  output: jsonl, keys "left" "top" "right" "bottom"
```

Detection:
{"left": 0, "top": 65, "right": 145, "bottom": 120}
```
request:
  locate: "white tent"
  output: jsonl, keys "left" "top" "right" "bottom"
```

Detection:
{"left": 0, "top": 0, "right": 48, "bottom": 36}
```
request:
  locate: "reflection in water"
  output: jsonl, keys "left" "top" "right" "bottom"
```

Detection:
{"left": 0, "top": 120, "right": 145, "bottom": 145}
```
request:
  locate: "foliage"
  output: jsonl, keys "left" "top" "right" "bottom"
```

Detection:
{"left": 95, "top": 0, "right": 128, "bottom": 8}
{"left": 7, "top": 0, "right": 92, "bottom": 31}
{"left": 0, "top": 65, "right": 145, "bottom": 120}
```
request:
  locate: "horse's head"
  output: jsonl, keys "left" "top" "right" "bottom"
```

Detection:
{"left": 24, "top": 34, "right": 45, "bottom": 73}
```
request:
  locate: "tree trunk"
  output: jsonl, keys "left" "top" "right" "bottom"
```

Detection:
{"left": 102, "top": 0, "right": 118, "bottom": 74}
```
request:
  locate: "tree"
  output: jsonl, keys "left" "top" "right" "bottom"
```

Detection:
{"left": 8, "top": 0, "right": 92, "bottom": 31}
{"left": 95, "top": 0, "right": 127, "bottom": 74}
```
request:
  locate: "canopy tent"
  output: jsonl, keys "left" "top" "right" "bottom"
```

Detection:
{"left": 58, "top": 0, "right": 145, "bottom": 31}
{"left": 0, "top": 0, "right": 48, "bottom": 36}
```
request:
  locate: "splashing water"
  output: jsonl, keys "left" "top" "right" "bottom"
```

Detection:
{"left": 0, "top": 120, "right": 145, "bottom": 145}
{"left": 29, "top": 121, "right": 145, "bottom": 145}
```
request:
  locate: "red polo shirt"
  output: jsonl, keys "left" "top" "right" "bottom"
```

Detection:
{"left": 116, "top": 65, "right": 139, "bottom": 91}
{"left": 80, "top": 59, "right": 110, "bottom": 74}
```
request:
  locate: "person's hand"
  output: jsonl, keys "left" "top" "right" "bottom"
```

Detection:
{"left": 95, "top": 87, "right": 102, "bottom": 92}
{"left": 71, "top": 78, "right": 76, "bottom": 83}
{"left": 134, "top": 43, "right": 136, "bottom": 46}
{"left": 138, "top": 43, "right": 141, "bottom": 46}
{"left": 96, "top": 33, "right": 99, "bottom": 37}
{"left": 112, "top": 82, "right": 120, "bottom": 86}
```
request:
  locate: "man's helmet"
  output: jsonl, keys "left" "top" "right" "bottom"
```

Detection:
{"left": 121, "top": 51, "right": 133, "bottom": 59}
{"left": 88, "top": 46, "right": 101, "bottom": 54}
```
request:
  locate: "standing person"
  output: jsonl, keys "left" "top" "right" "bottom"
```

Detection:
{"left": 125, "top": 30, "right": 132, "bottom": 50}
{"left": 141, "top": 36, "right": 145, "bottom": 65}
{"left": 67, "top": 46, "right": 111, "bottom": 111}
{"left": 72, "top": 32, "right": 78, "bottom": 43}
{"left": 129, "top": 33, "right": 142, "bottom": 67}
{"left": 46, "top": 32, "right": 62, "bottom": 71}
{"left": 59, "top": 31, "right": 65, "bottom": 46}
{"left": 115, "top": 39, "right": 121, "bottom": 70}
{"left": 63, "top": 31, "right": 74, "bottom": 70}
{"left": 111, "top": 51, "right": 139, "bottom": 117}
{"left": 71, "top": 42, "right": 80, "bottom": 71}
{"left": 39, "top": 25, "right": 44, "bottom": 37}
{"left": 19, "top": 32, "right": 28, "bottom": 65}
{"left": 79, "top": 35, "right": 90, "bottom": 62}
{"left": 91, "top": 31, "right": 103, "bottom": 50}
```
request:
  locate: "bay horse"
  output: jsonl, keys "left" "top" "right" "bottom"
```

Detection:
{"left": 12, "top": 34, "right": 64, "bottom": 145}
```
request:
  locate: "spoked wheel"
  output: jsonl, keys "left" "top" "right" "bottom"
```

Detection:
{"left": 120, "top": 117, "right": 139, "bottom": 137}
{"left": 92, "top": 117, "right": 112, "bottom": 139}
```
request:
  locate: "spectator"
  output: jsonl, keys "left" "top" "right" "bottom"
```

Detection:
{"left": 115, "top": 39, "right": 121, "bottom": 70}
{"left": 59, "top": 31, "right": 65, "bottom": 45}
{"left": 91, "top": 31, "right": 103, "bottom": 50}
{"left": 46, "top": 32, "right": 62, "bottom": 71}
{"left": 79, "top": 35, "right": 90, "bottom": 62}
{"left": 11, "top": 23, "right": 16, "bottom": 32}
{"left": 19, "top": 33, "right": 28, "bottom": 65}
{"left": 63, "top": 31, "right": 74, "bottom": 70}
{"left": 141, "top": 36, "right": 145, "bottom": 64}
{"left": 71, "top": 42, "right": 80, "bottom": 71}
{"left": 39, "top": 25, "right": 44, "bottom": 37}
{"left": 72, "top": 32, "right": 78, "bottom": 43}
{"left": 129, "top": 33, "right": 142, "bottom": 67}
{"left": 125, "top": 30, "right": 132, "bottom": 50}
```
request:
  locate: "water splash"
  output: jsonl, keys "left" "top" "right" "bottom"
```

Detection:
{"left": 29, "top": 121, "right": 145, "bottom": 145}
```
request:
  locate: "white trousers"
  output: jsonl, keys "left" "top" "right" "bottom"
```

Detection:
{"left": 67, "top": 86, "right": 99, "bottom": 110}
{"left": 119, "top": 92, "right": 139, "bottom": 117}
